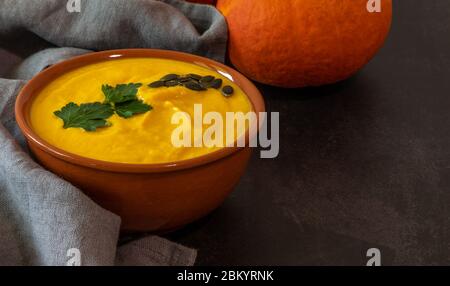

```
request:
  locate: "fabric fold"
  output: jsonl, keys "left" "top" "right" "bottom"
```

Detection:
{"left": 0, "top": 0, "right": 226, "bottom": 265}
{"left": 0, "top": 0, "right": 227, "bottom": 62}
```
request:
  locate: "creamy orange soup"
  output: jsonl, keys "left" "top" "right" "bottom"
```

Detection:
{"left": 30, "top": 58, "right": 252, "bottom": 164}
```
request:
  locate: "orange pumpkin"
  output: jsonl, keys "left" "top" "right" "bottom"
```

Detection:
{"left": 217, "top": 0, "right": 392, "bottom": 88}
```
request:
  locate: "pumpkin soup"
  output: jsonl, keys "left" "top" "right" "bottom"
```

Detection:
{"left": 30, "top": 58, "right": 252, "bottom": 164}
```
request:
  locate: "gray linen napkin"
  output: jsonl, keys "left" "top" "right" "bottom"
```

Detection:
{"left": 0, "top": 0, "right": 228, "bottom": 266}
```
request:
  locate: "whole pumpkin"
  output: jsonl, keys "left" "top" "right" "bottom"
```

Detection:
{"left": 217, "top": 0, "right": 392, "bottom": 88}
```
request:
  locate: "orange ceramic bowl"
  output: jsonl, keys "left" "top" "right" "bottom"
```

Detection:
{"left": 15, "top": 49, "right": 265, "bottom": 233}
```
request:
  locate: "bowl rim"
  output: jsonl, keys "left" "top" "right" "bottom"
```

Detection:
{"left": 15, "top": 48, "right": 266, "bottom": 173}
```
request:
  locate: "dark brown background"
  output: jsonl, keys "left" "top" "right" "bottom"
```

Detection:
{"left": 2, "top": 0, "right": 449, "bottom": 265}
{"left": 169, "top": 0, "right": 450, "bottom": 265}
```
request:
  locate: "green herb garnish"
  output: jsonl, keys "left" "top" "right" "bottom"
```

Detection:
{"left": 115, "top": 99, "right": 152, "bottom": 118}
{"left": 102, "top": 83, "right": 142, "bottom": 104}
{"left": 54, "top": 102, "right": 114, "bottom": 132}
{"left": 55, "top": 82, "right": 152, "bottom": 131}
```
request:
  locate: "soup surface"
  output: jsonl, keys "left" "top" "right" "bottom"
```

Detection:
{"left": 30, "top": 58, "right": 252, "bottom": 164}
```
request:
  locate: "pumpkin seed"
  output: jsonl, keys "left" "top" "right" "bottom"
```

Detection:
{"left": 161, "top": 74, "right": 179, "bottom": 81}
{"left": 150, "top": 73, "right": 230, "bottom": 96}
{"left": 165, "top": 80, "right": 179, "bottom": 87}
{"left": 178, "top": 77, "right": 192, "bottom": 83}
{"left": 200, "top": 83, "right": 210, "bottom": 90}
{"left": 180, "top": 79, "right": 197, "bottom": 86}
{"left": 187, "top": 73, "right": 202, "bottom": 81}
{"left": 222, "top": 85, "right": 234, "bottom": 97}
{"left": 148, "top": 81, "right": 165, "bottom": 88}
{"left": 200, "top": 75, "right": 215, "bottom": 83}
{"left": 209, "top": 78, "right": 223, "bottom": 89}
{"left": 185, "top": 82, "right": 207, "bottom": 91}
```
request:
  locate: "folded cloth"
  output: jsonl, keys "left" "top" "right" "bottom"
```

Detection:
{"left": 0, "top": 0, "right": 227, "bottom": 63}
{"left": 0, "top": 0, "right": 228, "bottom": 266}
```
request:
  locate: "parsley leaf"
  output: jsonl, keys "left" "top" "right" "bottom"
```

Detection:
{"left": 115, "top": 100, "right": 153, "bottom": 118}
{"left": 54, "top": 82, "right": 153, "bottom": 131}
{"left": 102, "top": 83, "right": 142, "bottom": 104}
{"left": 54, "top": 102, "right": 114, "bottom": 132}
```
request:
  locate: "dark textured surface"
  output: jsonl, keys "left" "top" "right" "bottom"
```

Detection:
{"left": 2, "top": 0, "right": 449, "bottom": 266}
{"left": 168, "top": 1, "right": 450, "bottom": 265}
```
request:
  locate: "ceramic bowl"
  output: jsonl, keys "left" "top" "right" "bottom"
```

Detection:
{"left": 15, "top": 49, "right": 265, "bottom": 232}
